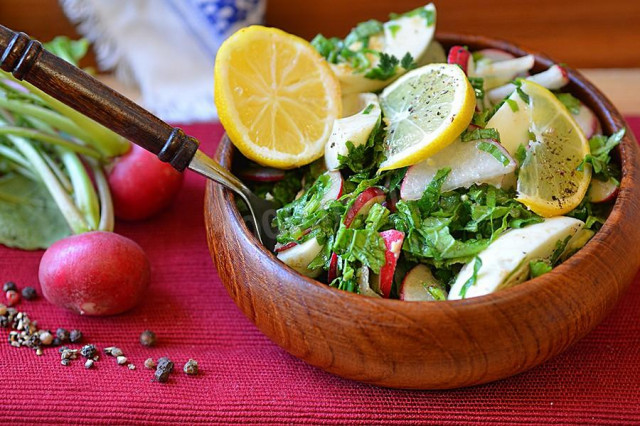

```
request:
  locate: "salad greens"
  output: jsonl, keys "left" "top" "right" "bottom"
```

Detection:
{"left": 0, "top": 37, "right": 128, "bottom": 249}
{"left": 241, "top": 4, "right": 623, "bottom": 300}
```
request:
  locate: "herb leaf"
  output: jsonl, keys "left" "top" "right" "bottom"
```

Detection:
{"left": 460, "top": 256, "right": 482, "bottom": 298}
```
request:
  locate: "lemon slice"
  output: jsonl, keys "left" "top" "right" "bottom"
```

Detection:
{"left": 214, "top": 26, "right": 342, "bottom": 169}
{"left": 516, "top": 80, "right": 591, "bottom": 217}
{"left": 378, "top": 64, "right": 475, "bottom": 171}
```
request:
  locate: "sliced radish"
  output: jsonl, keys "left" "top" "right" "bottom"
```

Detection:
{"left": 447, "top": 45, "right": 473, "bottom": 74}
{"left": 488, "top": 64, "right": 569, "bottom": 103}
{"left": 399, "top": 264, "right": 447, "bottom": 301}
{"left": 475, "top": 48, "right": 516, "bottom": 62}
{"left": 574, "top": 102, "right": 602, "bottom": 139}
{"left": 319, "top": 171, "right": 344, "bottom": 206}
{"left": 401, "top": 138, "right": 516, "bottom": 200}
{"left": 238, "top": 166, "right": 285, "bottom": 182}
{"left": 276, "top": 237, "right": 323, "bottom": 278}
{"left": 327, "top": 252, "right": 339, "bottom": 282}
{"left": 588, "top": 177, "right": 619, "bottom": 203}
{"left": 325, "top": 93, "right": 381, "bottom": 171}
{"left": 357, "top": 266, "right": 381, "bottom": 298}
{"left": 274, "top": 229, "right": 312, "bottom": 253}
{"left": 371, "top": 230, "right": 405, "bottom": 298}
{"left": 343, "top": 187, "right": 386, "bottom": 228}
{"left": 473, "top": 54, "right": 534, "bottom": 79}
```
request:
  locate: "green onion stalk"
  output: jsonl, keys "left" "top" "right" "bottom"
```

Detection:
{"left": 0, "top": 37, "right": 129, "bottom": 235}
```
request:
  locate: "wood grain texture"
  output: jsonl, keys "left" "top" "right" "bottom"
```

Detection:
{"left": 1, "top": 0, "right": 639, "bottom": 69}
{"left": 205, "top": 34, "right": 640, "bottom": 389}
{"left": 266, "top": 0, "right": 640, "bottom": 69}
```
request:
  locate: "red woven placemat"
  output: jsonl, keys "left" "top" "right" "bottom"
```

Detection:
{"left": 1, "top": 119, "right": 639, "bottom": 425}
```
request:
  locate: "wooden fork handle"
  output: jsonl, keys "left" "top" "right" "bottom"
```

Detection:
{"left": 0, "top": 25, "right": 199, "bottom": 171}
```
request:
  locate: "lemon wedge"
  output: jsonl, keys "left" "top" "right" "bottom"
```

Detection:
{"left": 516, "top": 80, "right": 591, "bottom": 217}
{"left": 214, "top": 26, "right": 342, "bottom": 169}
{"left": 378, "top": 63, "right": 475, "bottom": 171}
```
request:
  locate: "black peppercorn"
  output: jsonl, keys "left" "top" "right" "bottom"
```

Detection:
{"left": 56, "top": 328, "right": 70, "bottom": 342}
{"left": 183, "top": 359, "right": 199, "bottom": 375}
{"left": 154, "top": 356, "right": 174, "bottom": 383}
{"left": 139, "top": 330, "right": 156, "bottom": 347}
{"left": 69, "top": 330, "right": 83, "bottom": 343}
{"left": 21, "top": 287, "right": 37, "bottom": 301}
{"left": 80, "top": 344, "right": 97, "bottom": 359}
{"left": 3, "top": 281, "right": 17, "bottom": 292}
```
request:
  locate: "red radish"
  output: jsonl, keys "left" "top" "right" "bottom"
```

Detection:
{"left": 588, "top": 178, "right": 619, "bottom": 203}
{"left": 574, "top": 102, "right": 602, "bottom": 138}
{"left": 320, "top": 171, "right": 344, "bottom": 206}
{"left": 343, "top": 187, "right": 386, "bottom": 228}
{"left": 475, "top": 48, "right": 516, "bottom": 62}
{"left": 38, "top": 231, "right": 150, "bottom": 316}
{"left": 488, "top": 64, "right": 570, "bottom": 103}
{"left": 274, "top": 229, "right": 312, "bottom": 253}
{"left": 238, "top": 166, "right": 285, "bottom": 182}
{"left": 327, "top": 252, "right": 339, "bottom": 282}
{"left": 371, "top": 230, "right": 404, "bottom": 298}
{"left": 108, "top": 144, "right": 184, "bottom": 221}
{"left": 399, "top": 264, "right": 447, "bottom": 301}
{"left": 447, "top": 46, "right": 473, "bottom": 74}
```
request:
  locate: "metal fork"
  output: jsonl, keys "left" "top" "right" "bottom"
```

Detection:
{"left": 0, "top": 25, "right": 278, "bottom": 249}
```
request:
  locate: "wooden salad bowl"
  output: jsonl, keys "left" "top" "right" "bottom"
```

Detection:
{"left": 204, "top": 33, "right": 640, "bottom": 389}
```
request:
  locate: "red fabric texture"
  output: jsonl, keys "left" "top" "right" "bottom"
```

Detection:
{"left": 1, "top": 120, "right": 639, "bottom": 425}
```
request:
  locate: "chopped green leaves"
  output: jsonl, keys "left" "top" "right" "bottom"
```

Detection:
{"left": 459, "top": 257, "right": 482, "bottom": 298}
{"left": 333, "top": 227, "right": 386, "bottom": 273}
{"left": 577, "top": 128, "right": 624, "bottom": 181}
{"left": 505, "top": 98, "right": 519, "bottom": 112}
{"left": 529, "top": 260, "right": 552, "bottom": 278}
{"left": 461, "top": 127, "right": 501, "bottom": 142}
{"left": 555, "top": 92, "right": 581, "bottom": 114}
{"left": 476, "top": 141, "right": 511, "bottom": 166}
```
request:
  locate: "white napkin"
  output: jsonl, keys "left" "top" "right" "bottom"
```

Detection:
{"left": 60, "top": 0, "right": 265, "bottom": 123}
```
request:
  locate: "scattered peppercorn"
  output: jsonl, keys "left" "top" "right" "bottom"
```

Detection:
{"left": 52, "top": 337, "right": 62, "bottom": 346}
{"left": 56, "top": 328, "right": 70, "bottom": 342}
{"left": 116, "top": 356, "right": 128, "bottom": 365}
{"left": 144, "top": 358, "right": 156, "bottom": 369}
{"left": 80, "top": 344, "right": 97, "bottom": 359}
{"left": 69, "top": 329, "right": 83, "bottom": 343}
{"left": 85, "top": 359, "right": 94, "bottom": 369}
{"left": 139, "top": 330, "right": 156, "bottom": 347}
{"left": 39, "top": 331, "right": 53, "bottom": 346}
{"left": 61, "top": 359, "right": 71, "bottom": 366}
{"left": 58, "top": 346, "right": 69, "bottom": 354}
{"left": 128, "top": 364, "right": 136, "bottom": 370}
{"left": 3, "top": 281, "right": 17, "bottom": 292}
{"left": 105, "top": 347, "right": 123, "bottom": 357}
{"left": 5, "top": 290, "right": 20, "bottom": 306}
{"left": 0, "top": 303, "right": 7, "bottom": 316}
{"left": 21, "top": 287, "right": 37, "bottom": 301}
{"left": 154, "top": 357, "right": 174, "bottom": 383}
{"left": 183, "top": 359, "right": 199, "bottom": 375}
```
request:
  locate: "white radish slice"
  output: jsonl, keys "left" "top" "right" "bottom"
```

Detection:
{"left": 488, "top": 65, "right": 569, "bottom": 103}
{"left": 574, "top": 102, "right": 602, "bottom": 139}
{"left": 358, "top": 266, "right": 381, "bottom": 298}
{"left": 332, "top": 4, "right": 436, "bottom": 95}
{"left": 475, "top": 48, "right": 516, "bottom": 62}
{"left": 400, "top": 138, "right": 516, "bottom": 200}
{"left": 559, "top": 228, "right": 595, "bottom": 262}
{"left": 277, "top": 237, "right": 324, "bottom": 278}
{"left": 448, "top": 217, "right": 585, "bottom": 300}
{"left": 325, "top": 93, "right": 381, "bottom": 171}
{"left": 485, "top": 91, "right": 530, "bottom": 156}
{"left": 473, "top": 54, "right": 535, "bottom": 79}
{"left": 588, "top": 177, "right": 619, "bottom": 203}
{"left": 319, "top": 171, "right": 344, "bottom": 206}
{"left": 400, "top": 264, "right": 447, "bottom": 301}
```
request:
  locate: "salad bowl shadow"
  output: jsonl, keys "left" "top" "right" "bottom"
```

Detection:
{"left": 204, "top": 33, "right": 640, "bottom": 389}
